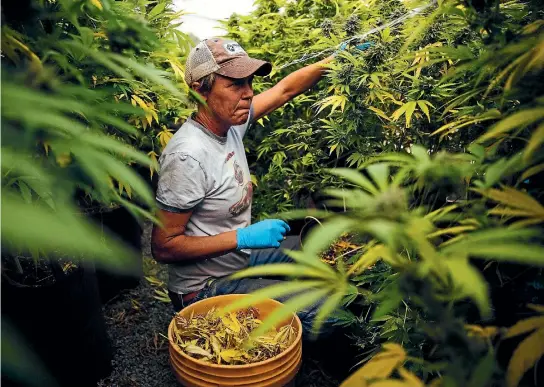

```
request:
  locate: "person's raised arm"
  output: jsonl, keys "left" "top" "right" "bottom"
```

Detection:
{"left": 251, "top": 55, "right": 334, "bottom": 122}
{"left": 251, "top": 41, "right": 374, "bottom": 122}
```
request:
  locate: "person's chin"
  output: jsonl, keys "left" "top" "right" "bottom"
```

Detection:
{"left": 232, "top": 112, "right": 249, "bottom": 125}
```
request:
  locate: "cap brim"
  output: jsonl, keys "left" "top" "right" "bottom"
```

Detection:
{"left": 216, "top": 57, "right": 272, "bottom": 79}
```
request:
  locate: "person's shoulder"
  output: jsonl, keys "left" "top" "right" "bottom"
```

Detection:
{"left": 161, "top": 120, "right": 209, "bottom": 159}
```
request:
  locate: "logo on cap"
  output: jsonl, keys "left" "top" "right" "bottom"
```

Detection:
{"left": 224, "top": 42, "right": 245, "bottom": 55}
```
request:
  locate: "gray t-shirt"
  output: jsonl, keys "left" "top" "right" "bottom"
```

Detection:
{"left": 156, "top": 107, "right": 254, "bottom": 294}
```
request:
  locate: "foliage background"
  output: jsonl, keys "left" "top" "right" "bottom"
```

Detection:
{"left": 1, "top": 0, "right": 194, "bottom": 268}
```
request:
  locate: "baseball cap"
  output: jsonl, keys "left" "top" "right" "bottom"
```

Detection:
{"left": 184, "top": 38, "right": 272, "bottom": 86}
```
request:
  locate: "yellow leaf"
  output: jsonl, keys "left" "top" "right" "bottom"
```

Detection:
{"left": 347, "top": 244, "right": 387, "bottom": 276}
{"left": 391, "top": 103, "right": 409, "bottom": 122}
{"left": 221, "top": 313, "right": 241, "bottom": 333}
{"left": 522, "top": 20, "right": 544, "bottom": 35}
{"left": 417, "top": 100, "right": 431, "bottom": 122}
{"left": 148, "top": 151, "right": 159, "bottom": 179}
{"left": 168, "top": 60, "right": 185, "bottom": 79}
{"left": 131, "top": 95, "right": 148, "bottom": 110}
{"left": 398, "top": 367, "right": 424, "bottom": 387}
{"left": 404, "top": 101, "right": 417, "bottom": 128}
{"left": 118, "top": 181, "right": 132, "bottom": 199}
{"left": 340, "top": 371, "right": 369, "bottom": 387}
{"left": 504, "top": 316, "right": 544, "bottom": 339}
{"left": 477, "top": 107, "right": 544, "bottom": 144}
{"left": 151, "top": 109, "right": 159, "bottom": 124}
{"left": 528, "top": 304, "right": 544, "bottom": 314}
{"left": 519, "top": 163, "right": 544, "bottom": 184}
{"left": 341, "top": 343, "right": 406, "bottom": 387}
{"left": 476, "top": 187, "right": 544, "bottom": 216}
{"left": 157, "top": 129, "right": 173, "bottom": 149}
{"left": 3, "top": 33, "right": 43, "bottom": 74}
{"left": 368, "top": 106, "right": 391, "bottom": 121}
{"left": 90, "top": 0, "right": 103, "bottom": 10}
{"left": 432, "top": 111, "right": 501, "bottom": 139}
{"left": 250, "top": 174, "right": 259, "bottom": 187}
{"left": 506, "top": 328, "right": 544, "bottom": 387}
{"left": 505, "top": 41, "right": 544, "bottom": 91}
{"left": 425, "top": 204, "right": 459, "bottom": 221}
{"left": 465, "top": 324, "right": 500, "bottom": 339}
{"left": 314, "top": 95, "right": 348, "bottom": 115}
{"left": 509, "top": 218, "right": 544, "bottom": 229}
{"left": 524, "top": 122, "right": 544, "bottom": 162}
{"left": 220, "top": 349, "right": 244, "bottom": 363}
{"left": 443, "top": 258, "right": 490, "bottom": 317}
{"left": 144, "top": 276, "right": 164, "bottom": 286}
{"left": 488, "top": 207, "right": 537, "bottom": 218}
{"left": 427, "top": 225, "right": 476, "bottom": 239}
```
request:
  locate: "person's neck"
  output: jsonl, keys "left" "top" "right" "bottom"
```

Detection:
{"left": 194, "top": 108, "right": 230, "bottom": 137}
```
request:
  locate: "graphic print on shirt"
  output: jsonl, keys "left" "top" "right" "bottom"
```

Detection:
{"left": 224, "top": 151, "right": 235, "bottom": 164}
{"left": 229, "top": 160, "right": 252, "bottom": 217}
{"left": 233, "top": 161, "right": 244, "bottom": 186}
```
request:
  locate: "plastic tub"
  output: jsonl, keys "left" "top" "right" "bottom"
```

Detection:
{"left": 168, "top": 294, "right": 302, "bottom": 387}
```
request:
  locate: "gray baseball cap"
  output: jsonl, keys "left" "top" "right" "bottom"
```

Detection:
{"left": 184, "top": 38, "right": 272, "bottom": 86}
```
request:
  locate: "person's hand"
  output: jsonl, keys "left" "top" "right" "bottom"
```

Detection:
{"left": 236, "top": 219, "right": 290, "bottom": 249}
{"left": 354, "top": 42, "right": 373, "bottom": 51}
{"left": 333, "top": 41, "right": 373, "bottom": 56}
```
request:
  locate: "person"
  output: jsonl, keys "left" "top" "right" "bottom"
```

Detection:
{"left": 151, "top": 37, "right": 355, "bottom": 335}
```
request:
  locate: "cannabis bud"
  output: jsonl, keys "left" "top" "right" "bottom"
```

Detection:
{"left": 344, "top": 14, "right": 360, "bottom": 37}
{"left": 320, "top": 19, "right": 334, "bottom": 38}
{"left": 365, "top": 42, "right": 387, "bottom": 68}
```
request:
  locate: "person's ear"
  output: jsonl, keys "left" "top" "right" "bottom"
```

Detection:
{"left": 191, "top": 82, "right": 208, "bottom": 100}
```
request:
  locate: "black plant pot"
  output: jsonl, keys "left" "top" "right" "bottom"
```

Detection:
{"left": 89, "top": 205, "right": 143, "bottom": 303}
{"left": 1, "top": 265, "right": 112, "bottom": 387}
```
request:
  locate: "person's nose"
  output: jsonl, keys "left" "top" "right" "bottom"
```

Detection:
{"left": 242, "top": 81, "right": 253, "bottom": 100}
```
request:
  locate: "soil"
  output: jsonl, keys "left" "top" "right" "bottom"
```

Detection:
{"left": 98, "top": 222, "right": 340, "bottom": 387}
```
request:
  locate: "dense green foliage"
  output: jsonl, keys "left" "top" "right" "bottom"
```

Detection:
{"left": 225, "top": 0, "right": 543, "bottom": 219}
{"left": 224, "top": 0, "right": 544, "bottom": 386}
{"left": 1, "top": 0, "right": 193, "bottom": 267}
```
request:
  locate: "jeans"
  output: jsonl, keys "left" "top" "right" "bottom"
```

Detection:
{"left": 169, "top": 236, "right": 335, "bottom": 338}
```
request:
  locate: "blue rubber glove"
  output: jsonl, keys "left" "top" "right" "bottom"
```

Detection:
{"left": 354, "top": 42, "right": 373, "bottom": 51}
{"left": 236, "top": 219, "right": 291, "bottom": 249}
{"left": 334, "top": 41, "right": 373, "bottom": 56}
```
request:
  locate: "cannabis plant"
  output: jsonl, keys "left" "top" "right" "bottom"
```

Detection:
{"left": 1, "top": 0, "right": 193, "bottom": 268}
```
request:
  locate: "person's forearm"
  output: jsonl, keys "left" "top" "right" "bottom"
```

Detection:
{"left": 152, "top": 229, "right": 238, "bottom": 263}
{"left": 279, "top": 56, "right": 334, "bottom": 100}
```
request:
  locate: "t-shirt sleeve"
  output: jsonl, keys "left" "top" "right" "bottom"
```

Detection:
{"left": 235, "top": 103, "right": 255, "bottom": 138}
{"left": 155, "top": 153, "right": 208, "bottom": 212}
